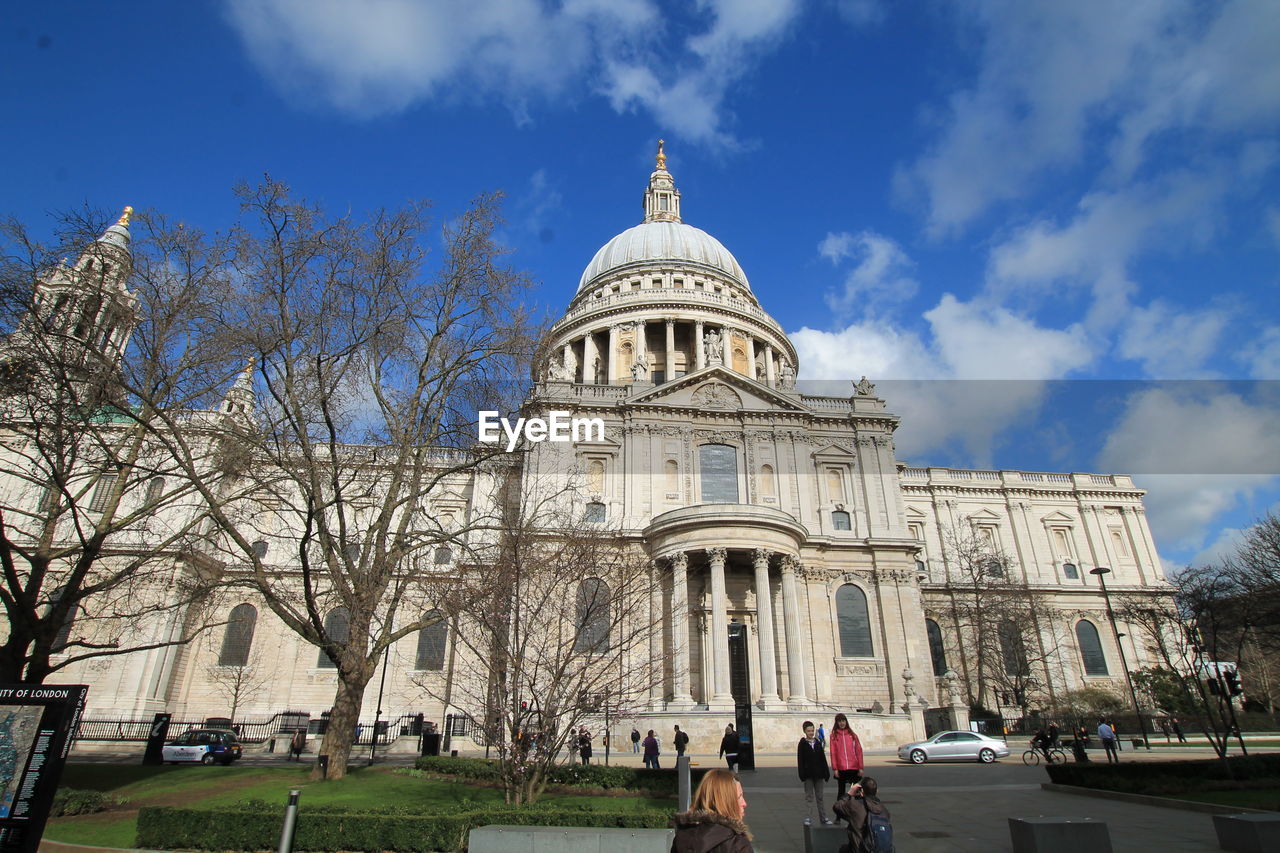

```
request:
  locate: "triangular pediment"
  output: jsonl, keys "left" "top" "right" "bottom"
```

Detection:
{"left": 813, "top": 443, "right": 857, "bottom": 461}
{"left": 905, "top": 505, "right": 928, "bottom": 519}
{"left": 966, "top": 508, "right": 1002, "bottom": 521}
{"left": 625, "top": 366, "right": 808, "bottom": 412}
{"left": 1040, "top": 510, "right": 1075, "bottom": 524}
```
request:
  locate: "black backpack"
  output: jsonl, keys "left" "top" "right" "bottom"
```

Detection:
{"left": 861, "top": 805, "right": 893, "bottom": 853}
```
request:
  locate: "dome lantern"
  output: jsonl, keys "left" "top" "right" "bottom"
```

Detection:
{"left": 642, "top": 139, "right": 681, "bottom": 224}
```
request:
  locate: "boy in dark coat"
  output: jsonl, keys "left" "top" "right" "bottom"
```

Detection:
{"left": 797, "top": 720, "right": 832, "bottom": 826}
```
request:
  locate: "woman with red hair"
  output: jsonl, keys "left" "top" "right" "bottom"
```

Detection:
{"left": 671, "top": 768, "right": 754, "bottom": 852}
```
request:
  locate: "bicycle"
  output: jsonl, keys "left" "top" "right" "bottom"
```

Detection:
{"left": 1022, "top": 745, "right": 1066, "bottom": 766}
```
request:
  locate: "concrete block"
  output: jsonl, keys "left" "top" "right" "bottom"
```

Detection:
{"left": 1008, "top": 817, "right": 1112, "bottom": 853}
{"left": 803, "top": 823, "right": 847, "bottom": 853}
{"left": 467, "top": 825, "right": 675, "bottom": 853}
{"left": 1212, "top": 814, "right": 1280, "bottom": 853}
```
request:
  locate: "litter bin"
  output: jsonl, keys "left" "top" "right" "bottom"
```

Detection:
{"left": 421, "top": 732, "right": 442, "bottom": 756}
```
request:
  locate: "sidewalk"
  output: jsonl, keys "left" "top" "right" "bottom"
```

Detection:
{"left": 738, "top": 768, "right": 1225, "bottom": 852}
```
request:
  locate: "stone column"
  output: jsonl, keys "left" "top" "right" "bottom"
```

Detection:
{"left": 781, "top": 555, "right": 810, "bottom": 704}
{"left": 649, "top": 560, "right": 663, "bottom": 707}
{"left": 583, "top": 332, "right": 599, "bottom": 384}
{"left": 720, "top": 326, "right": 732, "bottom": 367}
{"left": 707, "top": 547, "right": 733, "bottom": 709}
{"left": 670, "top": 552, "right": 693, "bottom": 706}
{"left": 765, "top": 343, "right": 776, "bottom": 385}
{"left": 752, "top": 549, "right": 782, "bottom": 708}
{"left": 747, "top": 335, "right": 757, "bottom": 380}
{"left": 695, "top": 320, "right": 706, "bottom": 370}
{"left": 635, "top": 321, "right": 647, "bottom": 370}
{"left": 665, "top": 319, "right": 677, "bottom": 380}
{"left": 608, "top": 324, "right": 620, "bottom": 384}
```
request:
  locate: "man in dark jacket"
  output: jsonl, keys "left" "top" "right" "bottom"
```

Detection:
{"left": 797, "top": 721, "right": 832, "bottom": 826}
{"left": 674, "top": 725, "right": 690, "bottom": 757}
{"left": 834, "top": 777, "right": 890, "bottom": 853}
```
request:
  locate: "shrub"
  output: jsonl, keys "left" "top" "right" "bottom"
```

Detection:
{"left": 135, "top": 804, "right": 673, "bottom": 852}
{"left": 1045, "top": 754, "right": 1280, "bottom": 794}
{"left": 410, "top": 757, "right": 704, "bottom": 795}
{"left": 51, "top": 789, "right": 113, "bottom": 817}
{"left": 411, "top": 756, "right": 501, "bottom": 781}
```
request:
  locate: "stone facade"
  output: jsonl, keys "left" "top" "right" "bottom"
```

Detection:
{"left": 13, "top": 151, "right": 1174, "bottom": 751}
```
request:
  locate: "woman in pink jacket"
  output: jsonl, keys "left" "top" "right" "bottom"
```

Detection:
{"left": 828, "top": 713, "right": 864, "bottom": 800}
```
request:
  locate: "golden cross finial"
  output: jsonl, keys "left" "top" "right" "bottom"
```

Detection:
{"left": 656, "top": 139, "right": 667, "bottom": 170}
{"left": 117, "top": 205, "right": 133, "bottom": 226}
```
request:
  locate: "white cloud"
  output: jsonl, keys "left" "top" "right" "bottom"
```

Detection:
{"left": 897, "top": 0, "right": 1280, "bottom": 233}
{"left": 1241, "top": 327, "right": 1280, "bottom": 379}
{"left": 223, "top": 0, "right": 802, "bottom": 145}
{"left": 1097, "top": 386, "right": 1280, "bottom": 550}
{"left": 818, "top": 230, "right": 918, "bottom": 315}
{"left": 1116, "top": 301, "right": 1230, "bottom": 379}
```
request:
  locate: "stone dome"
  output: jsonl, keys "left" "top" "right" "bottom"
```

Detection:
{"left": 577, "top": 220, "right": 750, "bottom": 293}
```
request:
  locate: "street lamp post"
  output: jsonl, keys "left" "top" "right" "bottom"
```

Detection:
{"left": 1089, "top": 567, "right": 1151, "bottom": 750}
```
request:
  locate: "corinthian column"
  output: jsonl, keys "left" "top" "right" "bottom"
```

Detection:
{"left": 752, "top": 549, "right": 782, "bottom": 707}
{"left": 695, "top": 320, "right": 706, "bottom": 370}
{"left": 670, "top": 552, "right": 693, "bottom": 706}
{"left": 665, "top": 318, "right": 677, "bottom": 380}
{"left": 707, "top": 547, "right": 733, "bottom": 709}
{"left": 781, "top": 554, "right": 810, "bottom": 704}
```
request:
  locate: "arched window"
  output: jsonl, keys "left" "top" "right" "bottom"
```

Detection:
{"left": 1062, "top": 562, "right": 1079, "bottom": 580}
{"left": 1076, "top": 620, "right": 1109, "bottom": 676}
{"left": 49, "top": 585, "right": 76, "bottom": 652}
{"left": 416, "top": 610, "right": 448, "bottom": 671}
{"left": 575, "top": 578, "right": 611, "bottom": 652}
{"left": 317, "top": 606, "right": 350, "bottom": 669}
{"left": 826, "top": 469, "right": 845, "bottom": 503}
{"left": 665, "top": 459, "right": 679, "bottom": 492}
{"left": 835, "top": 584, "right": 873, "bottom": 657}
{"left": 926, "top": 619, "right": 947, "bottom": 676}
{"left": 587, "top": 459, "right": 605, "bottom": 493}
{"left": 145, "top": 476, "right": 165, "bottom": 504}
{"left": 831, "top": 511, "right": 851, "bottom": 530}
{"left": 699, "top": 444, "right": 738, "bottom": 503}
{"left": 759, "top": 464, "right": 776, "bottom": 497}
{"left": 218, "top": 603, "right": 258, "bottom": 666}
{"left": 999, "top": 621, "right": 1029, "bottom": 677}
{"left": 89, "top": 472, "right": 118, "bottom": 512}
{"left": 585, "top": 501, "right": 606, "bottom": 522}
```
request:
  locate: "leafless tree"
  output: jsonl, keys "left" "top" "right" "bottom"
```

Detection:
{"left": 415, "top": 475, "right": 660, "bottom": 805}
{"left": 205, "top": 644, "right": 270, "bottom": 723}
{"left": 165, "top": 179, "right": 540, "bottom": 780}
{"left": 0, "top": 209, "right": 236, "bottom": 683}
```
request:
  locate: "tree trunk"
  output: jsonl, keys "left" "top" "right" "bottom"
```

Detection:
{"left": 310, "top": 669, "right": 373, "bottom": 781}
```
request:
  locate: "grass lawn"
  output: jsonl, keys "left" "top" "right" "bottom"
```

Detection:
{"left": 1175, "top": 789, "right": 1280, "bottom": 810}
{"left": 47, "top": 764, "right": 673, "bottom": 848}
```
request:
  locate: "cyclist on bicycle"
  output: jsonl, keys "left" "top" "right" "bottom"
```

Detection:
{"left": 1031, "top": 728, "right": 1053, "bottom": 763}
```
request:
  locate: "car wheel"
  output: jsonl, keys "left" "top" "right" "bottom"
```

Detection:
{"left": 201, "top": 753, "right": 215, "bottom": 765}
{"left": 978, "top": 748, "right": 996, "bottom": 763}
{"left": 910, "top": 749, "right": 927, "bottom": 764}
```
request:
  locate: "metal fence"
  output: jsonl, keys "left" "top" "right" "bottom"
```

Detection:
{"left": 75, "top": 710, "right": 428, "bottom": 746}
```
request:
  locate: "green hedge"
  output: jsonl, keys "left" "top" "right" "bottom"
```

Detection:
{"left": 411, "top": 756, "right": 705, "bottom": 795}
{"left": 1046, "top": 754, "right": 1280, "bottom": 794}
{"left": 50, "top": 789, "right": 113, "bottom": 817}
{"left": 135, "top": 804, "right": 673, "bottom": 852}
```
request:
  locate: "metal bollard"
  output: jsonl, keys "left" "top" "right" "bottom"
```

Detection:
{"left": 677, "top": 756, "right": 692, "bottom": 813}
{"left": 317, "top": 754, "right": 328, "bottom": 779}
{"left": 277, "top": 789, "right": 301, "bottom": 853}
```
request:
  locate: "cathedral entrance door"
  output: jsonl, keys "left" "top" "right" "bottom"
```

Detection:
{"left": 727, "top": 621, "right": 750, "bottom": 704}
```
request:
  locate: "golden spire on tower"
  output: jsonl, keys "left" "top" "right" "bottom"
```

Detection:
{"left": 116, "top": 206, "right": 133, "bottom": 226}
{"left": 656, "top": 139, "right": 667, "bottom": 171}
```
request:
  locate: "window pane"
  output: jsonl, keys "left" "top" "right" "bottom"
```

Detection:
{"left": 1077, "top": 620, "right": 1109, "bottom": 676}
{"left": 434, "top": 547, "right": 452, "bottom": 564}
{"left": 575, "top": 578, "right": 611, "bottom": 652}
{"left": 926, "top": 619, "right": 947, "bottom": 676}
{"left": 699, "top": 444, "right": 738, "bottom": 503}
{"left": 318, "top": 607, "right": 349, "bottom": 669}
{"left": 89, "top": 472, "right": 118, "bottom": 512}
{"left": 416, "top": 610, "right": 448, "bottom": 671}
{"left": 1063, "top": 562, "right": 1078, "bottom": 579}
{"left": 218, "top": 603, "right": 258, "bottom": 666}
{"left": 831, "top": 511, "right": 851, "bottom": 530}
{"left": 585, "top": 501, "right": 606, "bottom": 522}
{"left": 835, "top": 584, "right": 873, "bottom": 657}
{"left": 999, "top": 621, "right": 1029, "bottom": 676}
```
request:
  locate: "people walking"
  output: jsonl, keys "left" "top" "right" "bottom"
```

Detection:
{"left": 671, "top": 768, "right": 754, "bottom": 853}
{"left": 1098, "top": 718, "right": 1119, "bottom": 763}
{"left": 643, "top": 729, "right": 661, "bottom": 769}
{"left": 828, "top": 713, "right": 864, "bottom": 801}
{"left": 834, "top": 777, "right": 892, "bottom": 853}
{"left": 719, "top": 724, "right": 741, "bottom": 773}
{"left": 288, "top": 728, "right": 306, "bottom": 761}
{"left": 577, "top": 727, "right": 592, "bottom": 765}
{"left": 631, "top": 728, "right": 642, "bottom": 753}
{"left": 817, "top": 722, "right": 826, "bottom": 747}
{"left": 1172, "top": 718, "right": 1187, "bottom": 743}
{"left": 674, "top": 724, "right": 690, "bottom": 757}
{"left": 797, "top": 720, "right": 832, "bottom": 826}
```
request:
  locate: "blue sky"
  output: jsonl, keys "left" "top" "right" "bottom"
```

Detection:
{"left": 3, "top": 1, "right": 1278, "bottom": 569}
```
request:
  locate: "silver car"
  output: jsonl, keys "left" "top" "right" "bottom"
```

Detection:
{"left": 898, "top": 730, "right": 1009, "bottom": 764}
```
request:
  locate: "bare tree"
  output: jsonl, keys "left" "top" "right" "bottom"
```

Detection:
{"left": 167, "top": 179, "right": 539, "bottom": 780}
{"left": 205, "top": 645, "right": 270, "bottom": 723}
{"left": 0, "top": 208, "right": 236, "bottom": 683}
{"left": 935, "top": 525, "right": 1060, "bottom": 717}
{"left": 416, "top": 475, "right": 660, "bottom": 805}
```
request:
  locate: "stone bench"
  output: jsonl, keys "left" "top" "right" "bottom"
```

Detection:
{"left": 804, "top": 823, "right": 848, "bottom": 853}
{"left": 1008, "top": 817, "right": 1112, "bottom": 853}
{"left": 1212, "top": 814, "right": 1280, "bottom": 853}
{"left": 468, "top": 825, "right": 674, "bottom": 853}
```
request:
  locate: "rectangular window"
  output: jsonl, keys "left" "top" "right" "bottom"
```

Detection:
{"left": 699, "top": 444, "right": 739, "bottom": 503}
{"left": 89, "top": 473, "right": 118, "bottom": 512}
